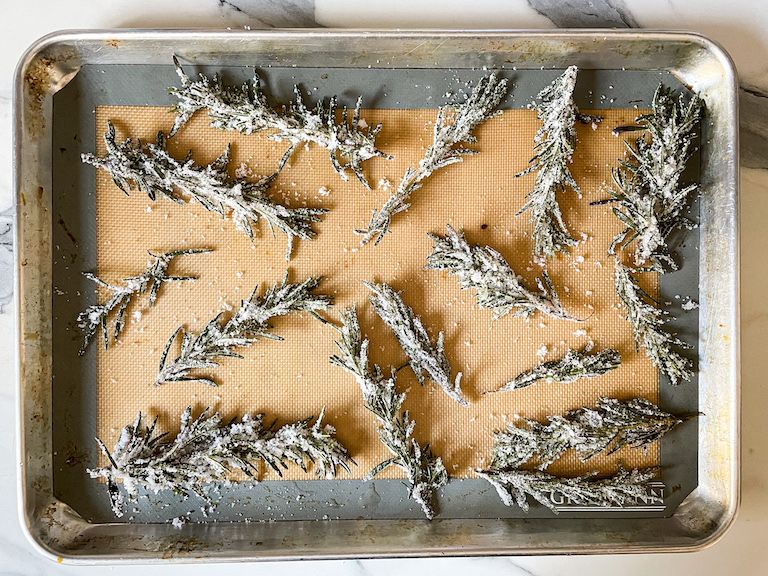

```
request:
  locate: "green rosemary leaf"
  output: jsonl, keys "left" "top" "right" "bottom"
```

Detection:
{"left": 364, "top": 281, "right": 467, "bottom": 406}
{"left": 88, "top": 406, "right": 353, "bottom": 517}
{"left": 490, "top": 397, "right": 692, "bottom": 470}
{"left": 169, "top": 57, "right": 391, "bottom": 189}
{"left": 475, "top": 464, "right": 660, "bottom": 514}
{"left": 81, "top": 121, "right": 327, "bottom": 260}
{"left": 76, "top": 248, "right": 211, "bottom": 354}
{"left": 155, "top": 273, "right": 332, "bottom": 387}
{"left": 613, "top": 258, "right": 693, "bottom": 385}
{"left": 425, "top": 224, "right": 580, "bottom": 322}
{"left": 515, "top": 66, "right": 601, "bottom": 258}
{"left": 489, "top": 347, "right": 621, "bottom": 393}
{"left": 357, "top": 73, "right": 508, "bottom": 244}
{"left": 330, "top": 307, "right": 448, "bottom": 519}
{"left": 596, "top": 84, "right": 704, "bottom": 270}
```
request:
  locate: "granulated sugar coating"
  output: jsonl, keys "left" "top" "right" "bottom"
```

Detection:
{"left": 94, "top": 105, "right": 658, "bottom": 481}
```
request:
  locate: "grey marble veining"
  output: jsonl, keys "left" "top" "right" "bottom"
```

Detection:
{"left": 0, "top": 89, "right": 11, "bottom": 212}
{"left": 0, "top": 87, "right": 13, "bottom": 317}
{"left": 740, "top": 85, "right": 768, "bottom": 170}
{"left": 527, "top": 0, "right": 637, "bottom": 28}
{"left": 216, "top": 0, "right": 319, "bottom": 28}
{"left": 0, "top": 207, "right": 12, "bottom": 315}
{"left": 115, "top": 0, "right": 319, "bottom": 29}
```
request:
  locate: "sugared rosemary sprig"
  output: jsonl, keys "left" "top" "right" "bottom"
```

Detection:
{"left": 155, "top": 273, "right": 332, "bottom": 387}
{"left": 77, "top": 248, "right": 211, "bottom": 354}
{"left": 169, "top": 57, "right": 391, "bottom": 189}
{"left": 88, "top": 406, "right": 352, "bottom": 517}
{"left": 490, "top": 397, "right": 691, "bottom": 470}
{"left": 357, "top": 73, "right": 508, "bottom": 244}
{"left": 365, "top": 281, "right": 467, "bottom": 406}
{"left": 614, "top": 258, "right": 692, "bottom": 385}
{"left": 488, "top": 346, "right": 620, "bottom": 393}
{"left": 475, "top": 464, "right": 660, "bottom": 514}
{"left": 81, "top": 121, "right": 326, "bottom": 260}
{"left": 425, "top": 225, "right": 580, "bottom": 322}
{"left": 595, "top": 85, "right": 704, "bottom": 270}
{"left": 515, "top": 66, "right": 602, "bottom": 258}
{"left": 330, "top": 307, "right": 448, "bottom": 519}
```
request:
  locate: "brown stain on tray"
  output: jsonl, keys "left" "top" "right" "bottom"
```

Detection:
{"left": 94, "top": 105, "right": 658, "bottom": 481}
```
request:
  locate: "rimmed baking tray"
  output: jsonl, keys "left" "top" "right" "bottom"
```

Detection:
{"left": 14, "top": 29, "right": 739, "bottom": 562}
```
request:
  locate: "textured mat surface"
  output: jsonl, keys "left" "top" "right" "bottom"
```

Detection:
{"left": 93, "top": 104, "right": 658, "bottom": 482}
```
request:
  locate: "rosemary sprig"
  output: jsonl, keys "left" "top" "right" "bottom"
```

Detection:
{"left": 76, "top": 248, "right": 211, "bottom": 354}
{"left": 515, "top": 66, "right": 601, "bottom": 258}
{"left": 357, "top": 73, "right": 508, "bottom": 244}
{"left": 614, "top": 258, "right": 692, "bottom": 385}
{"left": 155, "top": 273, "right": 332, "bottom": 387}
{"left": 489, "top": 397, "right": 692, "bottom": 470}
{"left": 475, "top": 464, "right": 660, "bottom": 514}
{"left": 425, "top": 225, "right": 580, "bottom": 322}
{"left": 488, "top": 346, "right": 621, "bottom": 393}
{"left": 595, "top": 84, "right": 704, "bottom": 270}
{"left": 81, "top": 121, "right": 326, "bottom": 260}
{"left": 365, "top": 281, "right": 467, "bottom": 406}
{"left": 169, "top": 57, "right": 391, "bottom": 189}
{"left": 88, "top": 406, "right": 352, "bottom": 517}
{"left": 330, "top": 307, "right": 448, "bottom": 519}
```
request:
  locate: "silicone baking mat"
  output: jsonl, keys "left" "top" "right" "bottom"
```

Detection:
{"left": 50, "top": 65, "right": 699, "bottom": 522}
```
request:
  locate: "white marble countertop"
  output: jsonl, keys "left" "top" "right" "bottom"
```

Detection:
{"left": 2, "top": 1, "right": 766, "bottom": 574}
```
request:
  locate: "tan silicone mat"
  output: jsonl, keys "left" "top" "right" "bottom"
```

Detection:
{"left": 94, "top": 105, "right": 658, "bottom": 481}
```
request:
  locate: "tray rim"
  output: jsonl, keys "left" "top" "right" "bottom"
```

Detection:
{"left": 14, "top": 27, "right": 740, "bottom": 563}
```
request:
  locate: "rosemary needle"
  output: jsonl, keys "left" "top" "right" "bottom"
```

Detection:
{"left": 489, "top": 397, "right": 693, "bottom": 470}
{"left": 488, "top": 347, "right": 621, "bottom": 393}
{"left": 426, "top": 225, "right": 581, "bottom": 322}
{"left": 82, "top": 121, "right": 326, "bottom": 260}
{"left": 515, "top": 66, "right": 602, "bottom": 258}
{"left": 89, "top": 406, "right": 352, "bottom": 517}
{"left": 594, "top": 84, "right": 704, "bottom": 271}
{"left": 76, "top": 248, "right": 211, "bottom": 354}
{"left": 169, "top": 57, "right": 391, "bottom": 189}
{"left": 365, "top": 281, "right": 467, "bottom": 406}
{"left": 330, "top": 307, "right": 448, "bottom": 519}
{"left": 155, "top": 273, "right": 332, "bottom": 387}
{"left": 476, "top": 464, "right": 661, "bottom": 514}
{"left": 357, "top": 73, "right": 508, "bottom": 244}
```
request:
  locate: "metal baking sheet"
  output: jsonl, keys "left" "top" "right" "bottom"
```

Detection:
{"left": 15, "top": 29, "right": 739, "bottom": 561}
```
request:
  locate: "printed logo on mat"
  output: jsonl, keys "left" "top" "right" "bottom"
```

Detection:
{"left": 552, "top": 482, "right": 666, "bottom": 512}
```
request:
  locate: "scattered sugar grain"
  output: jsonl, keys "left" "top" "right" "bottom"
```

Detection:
{"left": 682, "top": 298, "right": 699, "bottom": 310}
